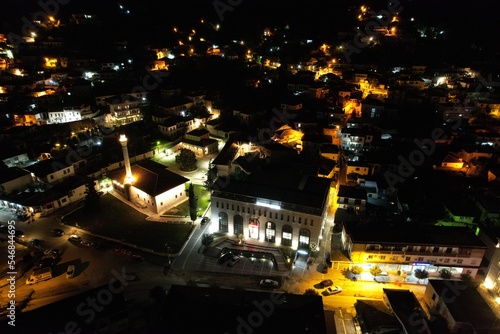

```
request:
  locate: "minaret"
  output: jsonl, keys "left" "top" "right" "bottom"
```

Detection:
{"left": 119, "top": 134, "right": 133, "bottom": 184}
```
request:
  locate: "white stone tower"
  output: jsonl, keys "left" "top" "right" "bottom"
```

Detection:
{"left": 119, "top": 134, "right": 133, "bottom": 184}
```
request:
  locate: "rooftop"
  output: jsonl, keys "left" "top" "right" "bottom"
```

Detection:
{"left": 428, "top": 280, "right": 500, "bottom": 334}
{"left": 344, "top": 222, "right": 487, "bottom": 248}
{"left": 109, "top": 160, "right": 189, "bottom": 196}
{"left": 162, "top": 285, "right": 327, "bottom": 334}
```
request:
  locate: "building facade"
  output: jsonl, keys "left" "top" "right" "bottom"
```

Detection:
{"left": 210, "top": 175, "right": 331, "bottom": 250}
{"left": 338, "top": 222, "right": 487, "bottom": 279}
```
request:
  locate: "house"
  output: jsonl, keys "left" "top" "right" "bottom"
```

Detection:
{"left": 109, "top": 159, "right": 189, "bottom": 214}
{"left": 210, "top": 140, "right": 239, "bottom": 177}
{"left": 474, "top": 129, "right": 500, "bottom": 148}
{"left": 423, "top": 280, "right": 500, "bottom": 334}
{"left": 319, "top": 144, "right": 340, "bottom": 162}
{"left": 272, "top": 124, "right": 303, "bottom": 146}
{"left": 437, "top": 103, "right": 474, "bottom": 122}
{"left": 104, "top": 95, "right": 143, "bottom": 126}
{"left": 345, "top": 161, "right": 371, "bottom": 177}
{"left": 396, "top": 75, "right": 426, "bottom": 90}
{"left": 181, "top": 128, "right": 219, "bottom": 156}
{"left": 360, "top": 98, "right": 385, "bottom": 118}
{"left": 210, "top": 165, "right": 331, "bottom": 249}
{"left": 232, "top": 107, "right": 265, "bottom": 126}
{"left": 204, "top": 118, "right": 237, "bottom": 139}
{"left": 439, "top": 152, "right": 464, "bottom": 170}
{"left": 300, "top": 133, "right": 332, "bottom": 153}
{"left": 0, "top": 167, "right": 33, "bottom": 196}
{"left": 384, "top": 289, "right": 432, "bottom": 334}
{"left": 340, "top": 128, "right": 375, "bottom": 154}
{"left": 0, "top": 149, "right": 30, "bottom": 168}
{"left": 354, "top": 299, "right": 403, "bottom": 334}
{"left": 339, "top": 222, "right": 487, "bottom": 279}
{"left": 156, "top": 115, "right": 195, "bottom": 140}
{"left": 337, "top": 185, "right": 367, "bottom": 212}
{"left": 23, "top": 157, "right": 76, "bottom": 184}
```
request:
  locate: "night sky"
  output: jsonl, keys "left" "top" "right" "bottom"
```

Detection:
{"left": 1, "top": 0, "right": 498, "bottom": 52}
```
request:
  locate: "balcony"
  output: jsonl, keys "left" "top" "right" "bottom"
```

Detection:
{"left": 366, "top": 249, "right": 467, "bottom": 258}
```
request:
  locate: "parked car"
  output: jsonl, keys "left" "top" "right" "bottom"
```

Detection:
{"left": 227, "top": 255, "right": 241, "bottom": 267}
{"left": 259, "top": 279, "right": 279, "bottom": 288}
{"left": 80, "top": 239, "right": 94, "bottom": 247}
{"left": 131, "top": 255, "right": 144, "bottom": 262}
{"left": 324, "top": 286, "right": 342, "bottom": 296}
{"left": 43, "top": 249, "right": 60, "bottom": 256}
{"left": 52, "top": 228, "right": 65, "bottom": 236}
{"left": 37, "top": 257, "right": 56, "bottom": 268}
{"left": 94, "top": 243, "right": 106, "bottom": 251}
{"left": 217, "top": 252, "right": 233, "bottom": 264}
{"left": 201, "top": 217, "right": 210, "bottom": 225}
{"left": 30, "top": 239, "right": 41, "bottom": 247}
{"left": 66, "top": 265, "right": 75, "bottom": 278}
{"left": 319, "top": 279, "right": 334, "bottom": 288}
{"left": 68, "top": 235, "right": 81, "bottom": 243}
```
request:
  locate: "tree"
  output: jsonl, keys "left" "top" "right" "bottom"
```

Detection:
{"left": 304, "top": 289, "right": 320, "bottom": 296}
{"left": 176, "top": 148, "right": 197, "bottom": 171}
{"left": 439, "top": 268, "right": 452, "bottom": 279}
{"left": 460, "top": 273, "right": 472, "bottom": 281}
{"left": 201, "top": 233, "right": 214, "bottom": 247}
{"left": 84, "top": 179, "right": 100, "bottom": 210}
{"left": 204, "top": 167, "right": 217, "bottom": 191}
{"left": 188, "top": 183, "right": 198, "bottom": 222}
{"left": 351, "top": 265, "right": 362, "bottom": 276}
{"left": 369, "top": 265, "right": 382, "bottom": 277}
{"left": 414, "top": 269, "right": 429, "bottom": 283}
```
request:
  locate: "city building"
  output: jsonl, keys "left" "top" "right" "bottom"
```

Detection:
{"left": 423, "top": 280, "right": 500, "bottom": 333}
{"left": 210, "top": 165, "right": 331, "bottom": 250}
{"left": 337, "top": 222, "right": 487, "bottom": 279}
{"left": 109, "top": 135, "right": 189, "bottom": 214}
{"left": 181, "top": 128, "right": 219, "bottom": 156}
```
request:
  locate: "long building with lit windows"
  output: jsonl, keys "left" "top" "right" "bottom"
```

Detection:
{"left": 336, "top": 221, "right": 487, "bottom": 279}
{"left": 209, "top": 167, "right": 332, "bottom": 250}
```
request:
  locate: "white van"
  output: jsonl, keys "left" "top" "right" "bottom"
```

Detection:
{"left": 26, "top": 267, "right": 52, "bottom": 285}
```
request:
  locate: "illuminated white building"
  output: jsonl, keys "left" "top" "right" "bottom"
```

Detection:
{"left": 210, "top": 168, "right": 331, "bottom": 250}
{"left": 337, "top": 222, "right": 487, "bottom": 279}
{"left": 110, "top": 135, "right": 189, "bottom": 214}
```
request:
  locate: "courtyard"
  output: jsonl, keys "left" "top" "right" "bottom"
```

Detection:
{"left": 62, "top": 193, "right": 193, "bottom": 253}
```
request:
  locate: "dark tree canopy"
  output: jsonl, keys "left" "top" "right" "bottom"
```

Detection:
{"left": 176, "top": 148, "right": 197, "bottom": 171}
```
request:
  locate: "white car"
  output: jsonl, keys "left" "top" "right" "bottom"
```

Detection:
{"left": 324, "top": 286, "right": 342, "bottom": 296}
{"left": 80, "top": 239, "right": 94, "bottom": 247}
{"left": 68, "top": 235, "right": 81, "bottom": 243}
{"left": 259, "top": 279, "right": 279, "bottom": 288}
